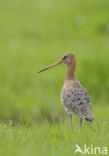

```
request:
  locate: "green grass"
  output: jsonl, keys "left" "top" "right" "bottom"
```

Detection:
{"left": 0, "top": 0, "right": 109, "bottom": 155}
{"left": 0, "top": 110, "right": 109, "bottom": 156}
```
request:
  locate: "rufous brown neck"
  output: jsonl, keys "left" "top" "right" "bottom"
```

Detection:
{"left": 65, "top": 62, "right": 76, "bottom": 83}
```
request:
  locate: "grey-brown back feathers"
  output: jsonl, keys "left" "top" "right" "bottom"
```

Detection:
{"left": 61, "top": 81, "right": 93, "bottom": 121}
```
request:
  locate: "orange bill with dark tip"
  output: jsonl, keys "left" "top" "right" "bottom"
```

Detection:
{"left": 38, "top": 61, "right": 62, "bottom": 73}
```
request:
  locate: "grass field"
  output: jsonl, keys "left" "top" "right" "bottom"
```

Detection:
{"left": 0, "top": 0, "right": 109, "bottom": 155}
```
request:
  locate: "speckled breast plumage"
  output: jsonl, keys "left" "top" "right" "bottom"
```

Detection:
{"left": 61, "top": 81, "right": 93, "bottom": 120}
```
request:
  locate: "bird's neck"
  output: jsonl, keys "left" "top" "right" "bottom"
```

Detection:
{"left": 65, "top": 62, "right": 76, "bottom": 83}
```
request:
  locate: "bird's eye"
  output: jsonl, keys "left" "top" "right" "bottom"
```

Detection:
{"left": 63, "top": 55, "right": 67, "bottom": 59}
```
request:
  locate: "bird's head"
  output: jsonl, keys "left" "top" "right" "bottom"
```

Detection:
{"left": 38, "top": 52, "right": 76, "bottom": 73}
{"left": 60, "top": 52, "right": 76, "bottom": 64}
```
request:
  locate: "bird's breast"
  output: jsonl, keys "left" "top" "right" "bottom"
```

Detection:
{"left": 61, "top": 83, "right": 75, "bottom": 110}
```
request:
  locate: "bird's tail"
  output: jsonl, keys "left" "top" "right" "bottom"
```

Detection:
{"left": 85, "top": 117, "right": 94, "bottom": 123}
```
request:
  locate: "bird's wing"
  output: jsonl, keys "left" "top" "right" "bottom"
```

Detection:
{"left": 61, "top": 82, "right": 93, "bottom": 121}
{"left": 71, "top": 82, "right": 93, "bottom": 121}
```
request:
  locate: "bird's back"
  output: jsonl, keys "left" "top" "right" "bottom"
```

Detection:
{"left": 61, "top": 80, "right": 93, "bottom": 121}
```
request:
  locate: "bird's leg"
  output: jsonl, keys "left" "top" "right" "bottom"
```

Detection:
{"left": 67, "top": 113, "right": 72, "bottom": 126}
{"left": 80, "top": 117, "right": 82, "bottom": 129}
{"left": 69, "top": 114, "right": 72, "bottom": 122}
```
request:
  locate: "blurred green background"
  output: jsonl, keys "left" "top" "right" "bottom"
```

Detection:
{"left": 0, "top": 0, "right": 109, "bottom": 123}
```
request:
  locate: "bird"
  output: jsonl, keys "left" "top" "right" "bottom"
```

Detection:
{"left": 38, "top": 52, "right": 93, "bottom": 127}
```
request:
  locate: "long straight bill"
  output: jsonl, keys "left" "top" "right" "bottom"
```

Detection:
{"left": 38, "top": 61, "right": 61, "bottom": 73}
